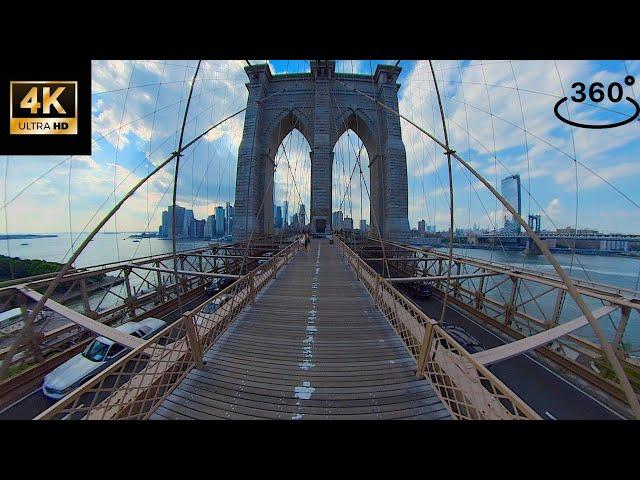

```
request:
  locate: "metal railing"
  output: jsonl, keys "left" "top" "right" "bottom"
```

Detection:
{"left": 355, "top": 238, "right": 640, "bottom": 408}
{"left": 335, "top": 236, "right": 540, "bottom": 420}
{"left": 0, "top": 239, "right": 283, "bottom": 380}
{"left": 36, "top": 240, "right": 300, "bottom": 420}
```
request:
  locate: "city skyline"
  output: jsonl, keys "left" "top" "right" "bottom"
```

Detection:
{"left": 2, "top": 60, "right": 640, "bottom": 235}
{"left": 159, "top": 203, "right": 233, "bottom": 239}
{"left": 2, "top": 55, "right": 640, "bottom": 421}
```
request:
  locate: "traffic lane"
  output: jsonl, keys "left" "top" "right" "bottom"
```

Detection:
{"left": 411, "top": 293, "right": 622, "bottom": 420}
{"left": 0, "top": 293, "right": 212, "bottom": 420}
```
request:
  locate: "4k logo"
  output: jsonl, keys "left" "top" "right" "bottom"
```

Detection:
{"left": 10, "top": 81, "right": 78, "bottom": 135}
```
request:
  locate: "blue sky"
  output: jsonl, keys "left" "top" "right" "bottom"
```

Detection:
{"left": 1, "top": 59, "right": 639, "bottom": 237}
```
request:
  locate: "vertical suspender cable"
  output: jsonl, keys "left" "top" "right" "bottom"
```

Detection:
{"left": 171, "top": 60, "right": 202, "bottom": 315}
{"left": 332, "top": 75, "right": 640, "bottom": 419}
{"left": 0, "top": 103, "right": 246, "bottom": 380}
{"left": 428, "top": 60, "right": 455, "bottom": 326}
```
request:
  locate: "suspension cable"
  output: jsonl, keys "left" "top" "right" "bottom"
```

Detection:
{"left": 332, "top": 74, "right": 640, "bottom": 418}
{"left": 171, "top": 60, "right": 202, "bottom": 315}
{"left": 0, "top": 105, "right": 247, "bottom": 380}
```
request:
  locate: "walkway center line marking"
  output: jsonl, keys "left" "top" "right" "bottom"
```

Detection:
{"left": 293, "top": 241, "right": 321, "bottom": 420}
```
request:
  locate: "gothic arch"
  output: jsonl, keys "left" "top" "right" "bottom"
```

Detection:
{"left": 330, "top": 109, "right": 383, "bottom": 234}
{"left": 331, "top": 108, "right": 378, "bottom": 158}
{"left": 233, "top": 60, "right": 409, "bottom": 240}
{"left": 265, "top": 108, "right": 313, "bottom": 160}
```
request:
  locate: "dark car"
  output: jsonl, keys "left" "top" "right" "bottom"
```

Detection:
{"left": 205, "top": 277, "right": 234, "bottom": 296}
{"left": 407, "top": 281, "right": 433, "bottom": 299}
{"left": 201, "top": 294, "right": 232, "bottom": 315}
{"left": 441, "top": 324, "right": 484, "bottom": 354}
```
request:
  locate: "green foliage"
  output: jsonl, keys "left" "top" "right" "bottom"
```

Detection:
{"left": 595, "top": 356, "right": 640, "bottom": 392}
{"left": 0, "top": 360, "right": 36, "bottom": 379}
{"left": 0, "top": 255, "right": 62, "bottom": 281}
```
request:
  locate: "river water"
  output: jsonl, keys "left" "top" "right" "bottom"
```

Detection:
{"left": 1, "top": 235, "right": 639, "bottom": 350}
{"left": 0, "top": 232, "right": 211, "bottom": 268}
{"left": 437, "top": 247, "right": 640, "bottom": 293}
{"left": 430, "top": 247, "right": 640, "bottom": 352}
{"left": 0, "top": 233, "right": 212, "bottom": 315}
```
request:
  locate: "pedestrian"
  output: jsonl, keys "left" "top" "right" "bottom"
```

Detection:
{"left": 305, "top": 232, "right": 310, "bottom": 251}
{"left": 299, "top": 234, "right": 306, "bottom": 252}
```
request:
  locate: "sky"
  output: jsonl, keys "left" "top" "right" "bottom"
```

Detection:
{"left": 1, "top": 59, "right": 640, "bottom": 237}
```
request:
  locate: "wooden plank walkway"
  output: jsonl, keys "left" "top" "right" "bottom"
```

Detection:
{"left": 152, "top": 239, "right": 451, "bottom": 420}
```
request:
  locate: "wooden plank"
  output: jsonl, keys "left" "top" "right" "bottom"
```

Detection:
{"left": 473, "top": 305, "right": 617, "bottom": 366}
{"left": 155, "top": 240, "right": 450, "bottom": 420}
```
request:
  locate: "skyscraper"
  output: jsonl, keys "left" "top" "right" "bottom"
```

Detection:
{"left": 193, "top": 219, "right": 205, "bottom": 238}
{"left": 160, "top": 210, "right": 169, "bottom": 237}
{"left": 299, "top": 204, "right": 306, "bottom": 228}
{"left": 160, "top": 205, "right": 186, "bottom": 238}
{"left": 215, "top": 206, "right": 225, "bottom": 237}
{"left": 182, "top": 209, "right": 195, "bottom": 237}
{"left": 283, "top": 201, "right": 289, "bottom": 228}
{"left": 501, "top": 174, "right": 521, "bottom": 233}
{"left": 359, "top": 219, "right": 368, "bottom": 232}
{"left": 204, "top": 214, "right": 215, "bottom": 238}
{"left": 275, "top": 206, "right": 283, "bottom": 229}
{"left": 226, "top": 202, "right": 233, "bottom": 235}
{"left": 332, "top": 210, "right": 343, "bottom": 231}
{"left": 418, "top": 219, "right": 426, "bottom": 234}
{"left": 343, "top": 217, "right": 354, "bottom": 230}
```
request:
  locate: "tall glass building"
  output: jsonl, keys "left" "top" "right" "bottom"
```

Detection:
{"left": 215, "top": 206, "right": 225, "bottom": 237}
{"left": 501, "top": 174, "right": 521, "bottom": 233}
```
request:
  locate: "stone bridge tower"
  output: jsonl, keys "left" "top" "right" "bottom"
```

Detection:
{"left": 233, "top": 60, "right": 410, "bottom": 241}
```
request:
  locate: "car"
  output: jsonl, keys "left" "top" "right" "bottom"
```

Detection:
{"left": 407, "top": 281, "right": 433, "bottom": 299}
{"left": 196, "top": 294, "right": 234, "bottom": 329}
{"left": 42, "top": 317, "right": 167, "bottom": 400}
{"left": 202, "top": 294, "right": 232, "bottom": 315}
{"left": 205, "top": 278, "right": 234, "bottom": 296}
{"left": 441, "top": 324, "right": 484, "bottom": 354}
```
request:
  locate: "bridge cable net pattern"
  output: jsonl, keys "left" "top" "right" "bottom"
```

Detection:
{"left": 36, "top": 241, "right": 299, "bottom": 420}
{"left": 0, "top": 244, "right": 243, "bottom": 380}
{"left": 335, "top": 237, "right": 539, "bottom": 420}
{"left": 335, "top": 59, "right": 640, "bottom": 416}
{"left": 5, "top": 61, "right": 640, "bottom": 420}
{"left": 378, "top": 238, "right": 640, "bottom": 406}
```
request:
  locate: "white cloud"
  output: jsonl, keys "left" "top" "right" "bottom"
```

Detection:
{"left": 399, "top": 60, "right": 640, "bottom": 231}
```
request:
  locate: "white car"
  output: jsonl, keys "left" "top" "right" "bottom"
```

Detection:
{"left": 42, "top": 317, "right": 166, "bottom": 400}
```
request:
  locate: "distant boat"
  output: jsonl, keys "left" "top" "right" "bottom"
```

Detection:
{"left": 132, "top": 240, "right": 140, "bottom": 243}
{"left": 20, "top": 242, "right": 29, "bottom": 246}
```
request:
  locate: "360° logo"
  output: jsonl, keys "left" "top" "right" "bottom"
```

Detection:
{"left": 554, "top": 75, "right": 639, "bottom": 129}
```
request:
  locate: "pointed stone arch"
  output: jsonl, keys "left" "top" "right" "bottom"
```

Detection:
{"left": 233, "top": 60, "right": 409, "bottom": 240}
{"left": 330, "top": 108, "right": 384, "bottom": 235}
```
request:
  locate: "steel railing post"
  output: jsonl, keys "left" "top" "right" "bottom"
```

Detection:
{"left": 249, "top": 272, "right": 256, "bottom": 304}
{"left": 182, "top": 312, "right": 203, "bottom": 368}
{"left": 416, "top": 322, "right": 434, "bottom": 378}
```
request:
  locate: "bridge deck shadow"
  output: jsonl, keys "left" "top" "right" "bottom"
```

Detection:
{"left": 152, "top": 239, "right": 450, "bottom": 420}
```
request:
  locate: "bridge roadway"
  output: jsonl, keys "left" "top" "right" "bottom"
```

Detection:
{"left": 0, "top": 293, "right": 211, "bottom": 420}
{"left": 421, "top": 295, "right": 625, "bottom": 420}
{"left": 152, "top": 240, "right": 451, "bottom": 420}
